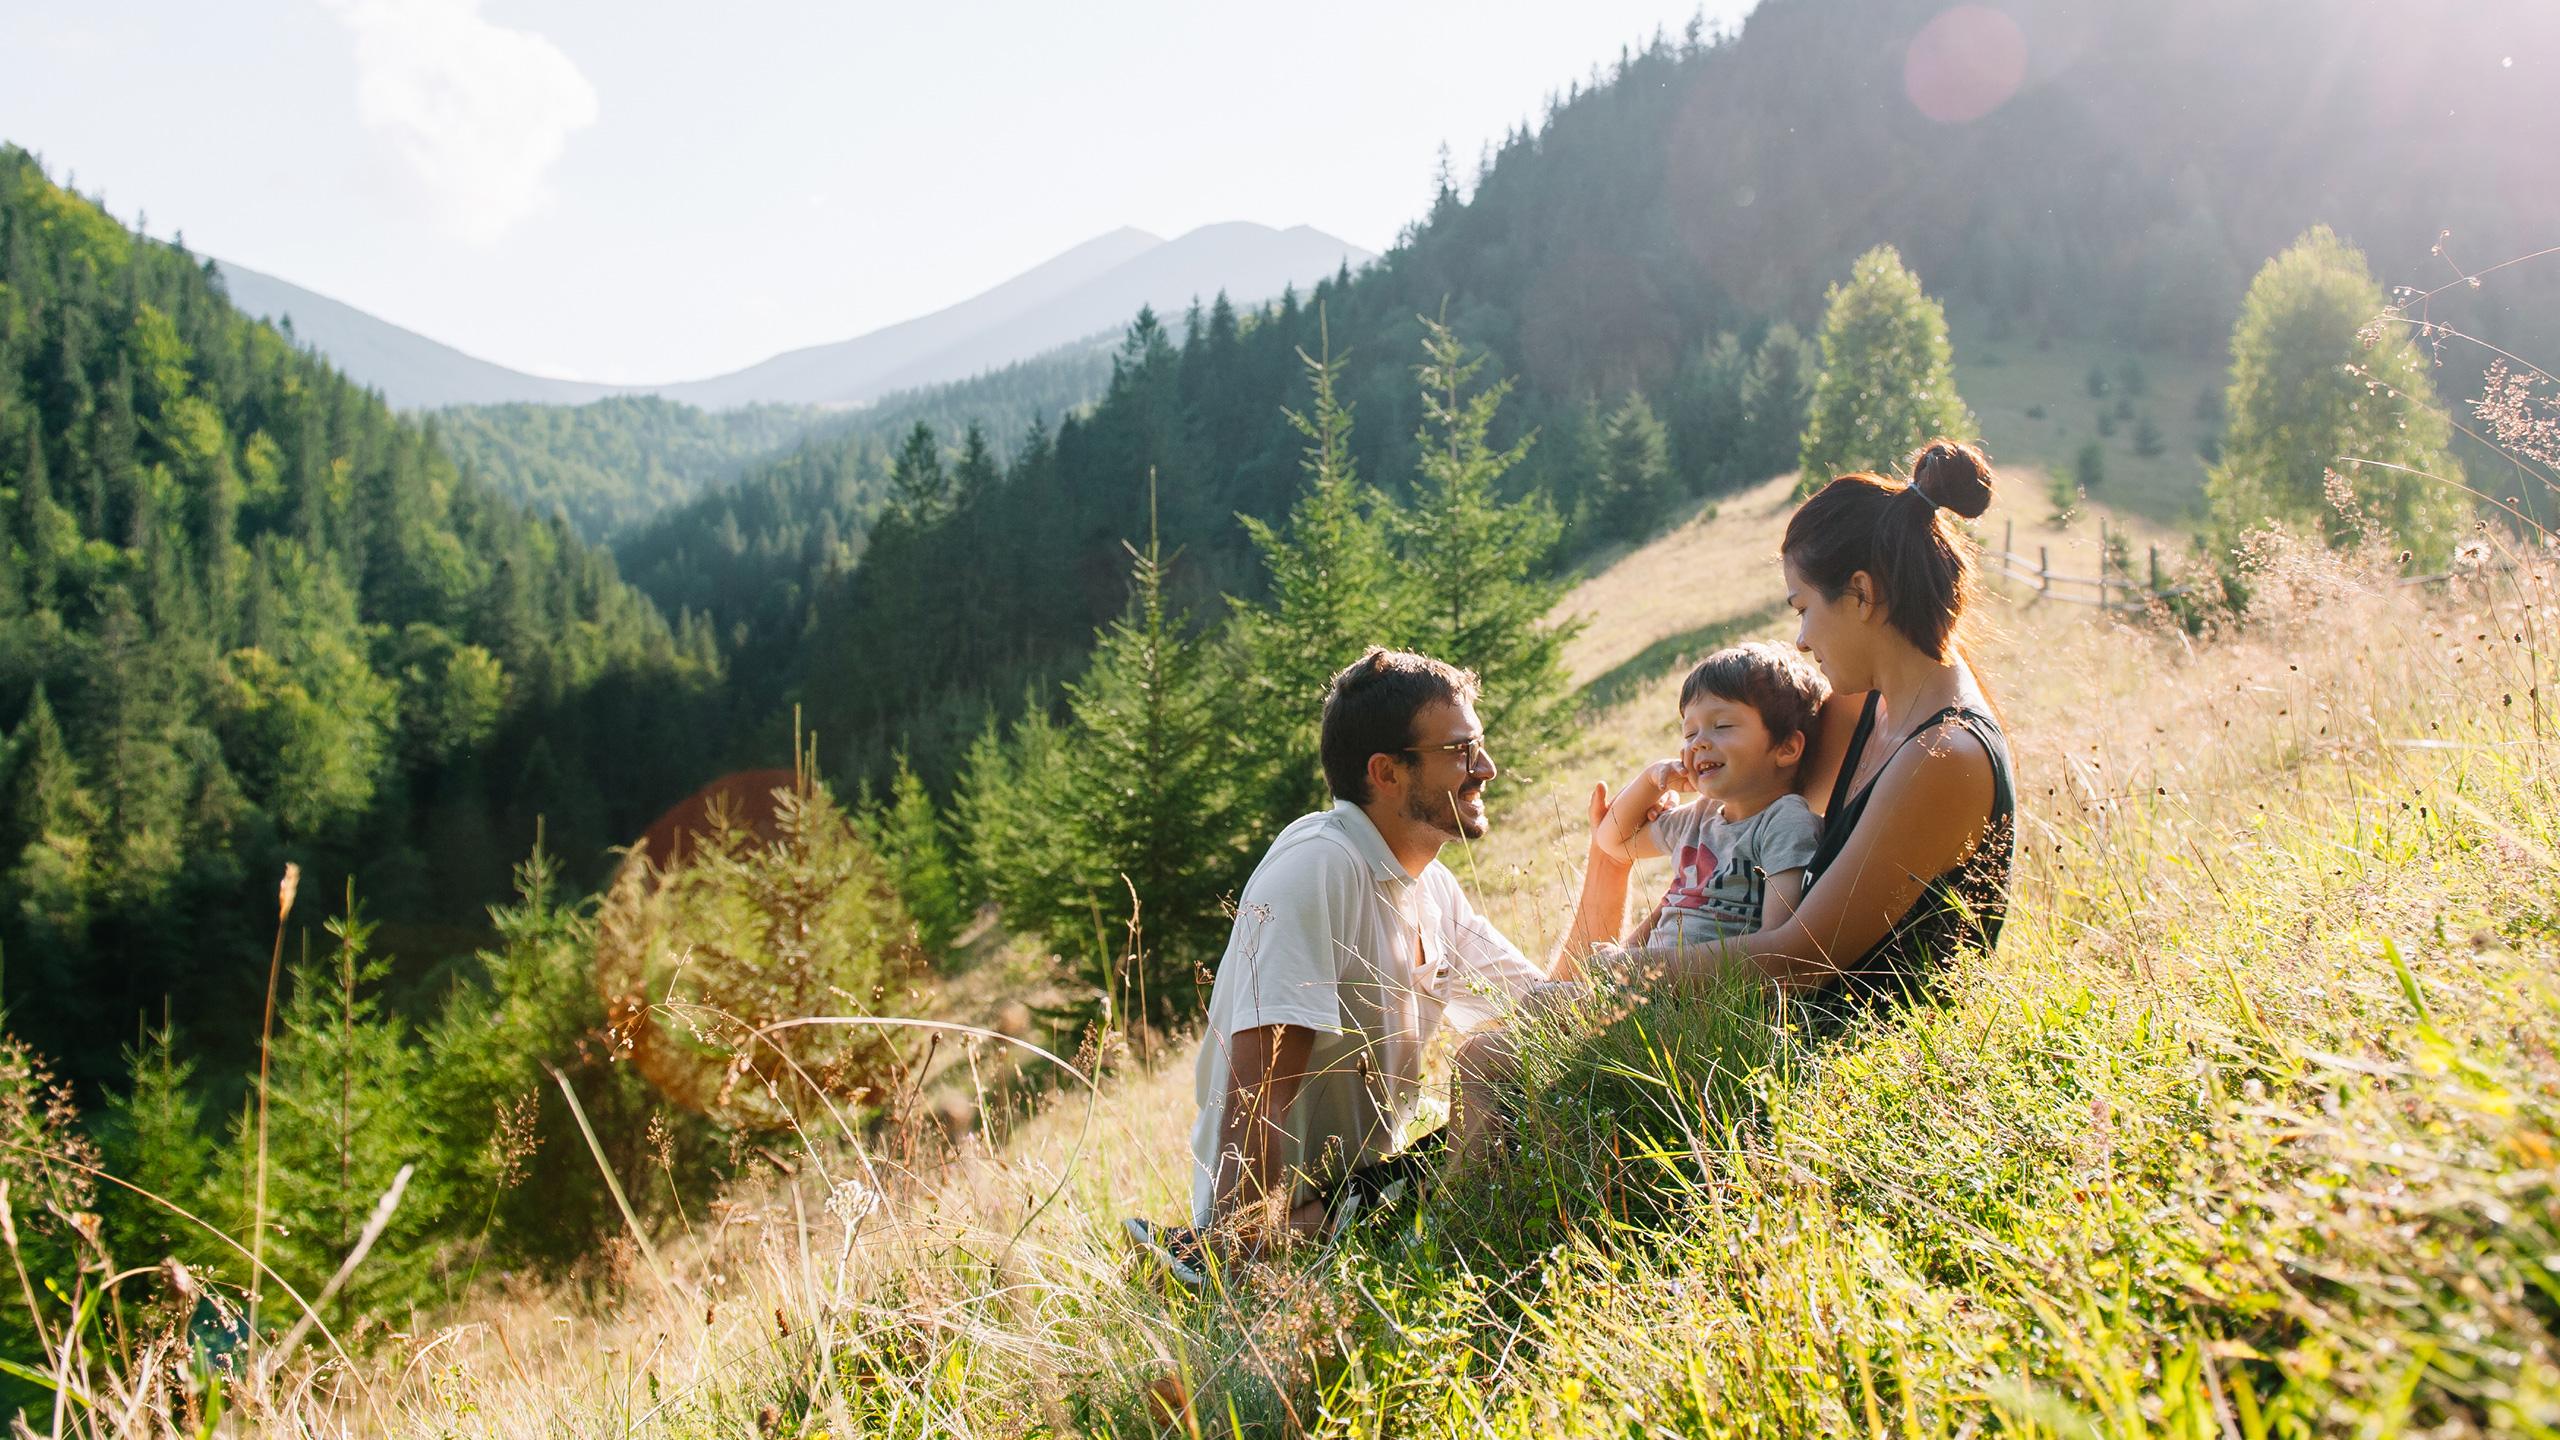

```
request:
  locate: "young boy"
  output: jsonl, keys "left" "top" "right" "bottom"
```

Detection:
{"left": 1444, "top": 642, "right": 1832, "bottom": 1163}
{"left": 1595, "top": 642, "right": 1830, "bottom": 948}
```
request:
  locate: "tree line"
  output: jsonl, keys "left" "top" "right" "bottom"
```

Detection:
{"left": 429, "top": 395, "right": 822, "bottom": 544}
{"left": 0, "top": 145, "right": 724, "bottom": 1087}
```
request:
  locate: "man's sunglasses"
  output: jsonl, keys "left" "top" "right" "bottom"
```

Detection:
{"left": 1401, "top": 734, "right": 1491, "bottom": 767}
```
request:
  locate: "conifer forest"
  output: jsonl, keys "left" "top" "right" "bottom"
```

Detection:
{"left": 1, "top": 0, "right": 2558, "bottom": 1433}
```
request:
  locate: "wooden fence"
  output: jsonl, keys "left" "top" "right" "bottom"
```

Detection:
{"left": 1982, "top": 517, "right": 2501, "bottom": 613}
{"left": 1984, "top": 517, "right": 2186, "bottom": 612}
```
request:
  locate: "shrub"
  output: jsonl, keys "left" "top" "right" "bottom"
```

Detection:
{"left": 596, "top": 769, "right": 921, "bottom": 1130}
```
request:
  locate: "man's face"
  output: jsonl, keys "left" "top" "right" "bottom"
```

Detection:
{"left": 1397, "top": 696, "right": 1496, "bottom": 842}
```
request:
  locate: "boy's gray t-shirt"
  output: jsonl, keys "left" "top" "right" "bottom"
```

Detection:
{"left": 1644, "top": 793, "right": 1823, "bottom": 940}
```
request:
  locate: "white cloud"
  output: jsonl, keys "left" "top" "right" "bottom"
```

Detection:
{"left": 323, "top": 0, "right": 598, "bottom": 246}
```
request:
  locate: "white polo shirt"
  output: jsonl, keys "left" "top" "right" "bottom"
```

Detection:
{"left": 1188, "top": 800, "right": 1546, "bottom": 1226}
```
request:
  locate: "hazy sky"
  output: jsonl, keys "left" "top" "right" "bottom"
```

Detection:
{"left": 3, "top": 1, "right": 1753, "bottom": 383}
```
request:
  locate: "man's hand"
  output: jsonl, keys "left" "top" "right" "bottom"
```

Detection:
{"left": 1582, "top": 940, "right": 1643, "bottom": 990}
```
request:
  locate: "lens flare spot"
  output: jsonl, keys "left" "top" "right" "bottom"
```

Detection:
{"left": 1904, "top": 4, "right": 2030, "bottom": 125}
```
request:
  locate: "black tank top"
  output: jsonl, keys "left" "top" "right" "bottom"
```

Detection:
{"left": 1803, "top": 691, "right": 2016, "bottom": 1007}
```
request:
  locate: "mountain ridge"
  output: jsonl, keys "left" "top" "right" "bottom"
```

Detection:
{"left": 213, "top": 221, "right": 1374, "bottom": 412}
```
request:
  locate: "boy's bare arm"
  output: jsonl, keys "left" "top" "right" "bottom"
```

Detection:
{"left": 1594, "top": 760, "right": 1685, "bottom": 863}
{"left": 1760, "top": 868, "right": 1808, "bottom": 929}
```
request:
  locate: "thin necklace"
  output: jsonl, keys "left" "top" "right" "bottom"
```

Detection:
{"left": 1861, "top": 676, "right": 1962, "bottom": 792}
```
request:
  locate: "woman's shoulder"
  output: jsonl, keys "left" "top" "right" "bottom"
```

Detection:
{"left": 1879, "top": 708, "right": 2000, "bottom": 795}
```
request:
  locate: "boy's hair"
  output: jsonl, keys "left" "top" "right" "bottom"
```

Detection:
{"left": 1320, "top": 648, "right": 1480, "bottom": 804}
{"left": 1678, "top": 642, "right": 1831, "bottom": 751}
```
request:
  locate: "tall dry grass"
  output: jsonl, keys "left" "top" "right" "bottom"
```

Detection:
{"left": 12, "top": 485, "right": 2557, "bottom": 1436}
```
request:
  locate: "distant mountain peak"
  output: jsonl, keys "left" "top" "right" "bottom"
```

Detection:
{"left": 219, "top": 222, "right": 1372, "bottom": 411}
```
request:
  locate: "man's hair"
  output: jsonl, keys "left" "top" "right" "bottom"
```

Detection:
{"left": 1677, "top": 642, "right": 1831, "bottom": 753}
{"left": 1319, "top": 648, "right": 1481, "bottom": 805}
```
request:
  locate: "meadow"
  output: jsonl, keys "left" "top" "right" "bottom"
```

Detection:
{"left": 18, "top": 462, "right": 2553, "bottom": 1439}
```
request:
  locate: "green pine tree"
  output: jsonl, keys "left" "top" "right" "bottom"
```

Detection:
{"left": 886, "top": 422, "right": 949, "bottom": 527}
{"left": 873, "top": 750, "right": 967, "bottom": 959}
{"left": 98, "top": 1023, "right": 213, "bottom": 1259}
{"left": 956, "top": 693, "right": 1077, "bottom": 928}
{"left": 216, "top": 891, "right": 446, "bottom": 1321}
{"left": 1045, "top": 493, "right": 1254, "bottom": 1030}
{"left": 4, "top": 686, "right": 99, "bottom": 949}
{"left": 2205, "top": 226, "right": 2467, "bottom": 563}
{"left": 1597, "top": 389, "right": 1674, "bottom": 537}
{"left": 1797, "top": 246, "right": 1974, "bottom": 494}
{"left": 1671, "top": 332, "right": 1750, "bottom": 492}
{"left": 1741, "top": 324, "right": 1814, "bottom": 478}
{"left": 1400, "top": 317, "right": 1579, "bottom": 774}
{"left": 1233, "top": 322, "right": 1410, "bottom": 822}
{"left": 15, "top": 429, "right": 62, "bottom": 608}
{"left": 422, "top": 842, "right": 720, "bottom": 1269}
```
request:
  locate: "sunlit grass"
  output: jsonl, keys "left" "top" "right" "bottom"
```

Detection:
{"left": 14, "top": 500, "right": 2557, "bottom": 1437}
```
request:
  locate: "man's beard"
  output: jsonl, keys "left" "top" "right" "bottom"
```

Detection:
{"left": 1407, "top": 782, "right": 1488, "bottom": 841}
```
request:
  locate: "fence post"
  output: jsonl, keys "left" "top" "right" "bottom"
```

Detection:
{"left": 2037, "top": 544, "right": 2050, "bottom": 605}
{"left": 2149, "top": 545, "right": 2161, "bottom": 595}
{"left": 2003, "top": 517, "right": 2013, "bottom": 562}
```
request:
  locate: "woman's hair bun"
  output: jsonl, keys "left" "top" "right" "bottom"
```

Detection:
{"left": 1911, "top": 438, "right": 1994, "bottom": 520}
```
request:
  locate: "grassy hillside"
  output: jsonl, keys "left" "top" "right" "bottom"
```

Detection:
{"left": 33, "top": 477, "right": 2550, "bottom": 1437}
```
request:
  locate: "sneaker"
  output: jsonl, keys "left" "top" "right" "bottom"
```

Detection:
{"left": 1325, "top": 1188, "right": 1363, "bottom": 1239}
{"left": 1122, "top": 1217, "right": 1207, "bottom": 1289}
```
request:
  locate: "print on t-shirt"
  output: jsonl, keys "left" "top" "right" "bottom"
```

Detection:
{"left": 1662, "top": 837, "right": 1761, "bottom": 928}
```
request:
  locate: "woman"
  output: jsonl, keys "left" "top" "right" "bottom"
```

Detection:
{"left": 1573, "top": 438, "right": 2016, "bottom": 1008}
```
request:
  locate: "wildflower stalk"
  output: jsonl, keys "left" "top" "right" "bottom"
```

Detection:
{"left": 249, "top": 862, "right": 299, "bottom": 1334}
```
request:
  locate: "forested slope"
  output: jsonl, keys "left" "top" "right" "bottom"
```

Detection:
{"left": 430, "top": 396, "right": 824, "bottom": 542}
{"left": 0, "top": 147, "right": 720, "bottom": 1082}
{"left": 611, "top": 338, "right": 1113, "bottom": 680}
{"left": 684, "top": 0, "right": 2558, "bottom": 783}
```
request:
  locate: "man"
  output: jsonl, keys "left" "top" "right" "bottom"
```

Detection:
{"left": 1125, "top": 648, "right": 1575, "bottom": 1283}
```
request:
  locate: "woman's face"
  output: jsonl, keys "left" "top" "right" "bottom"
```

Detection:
{"left": 1783, "top": 554, "right": 1873, "bottom": 693}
